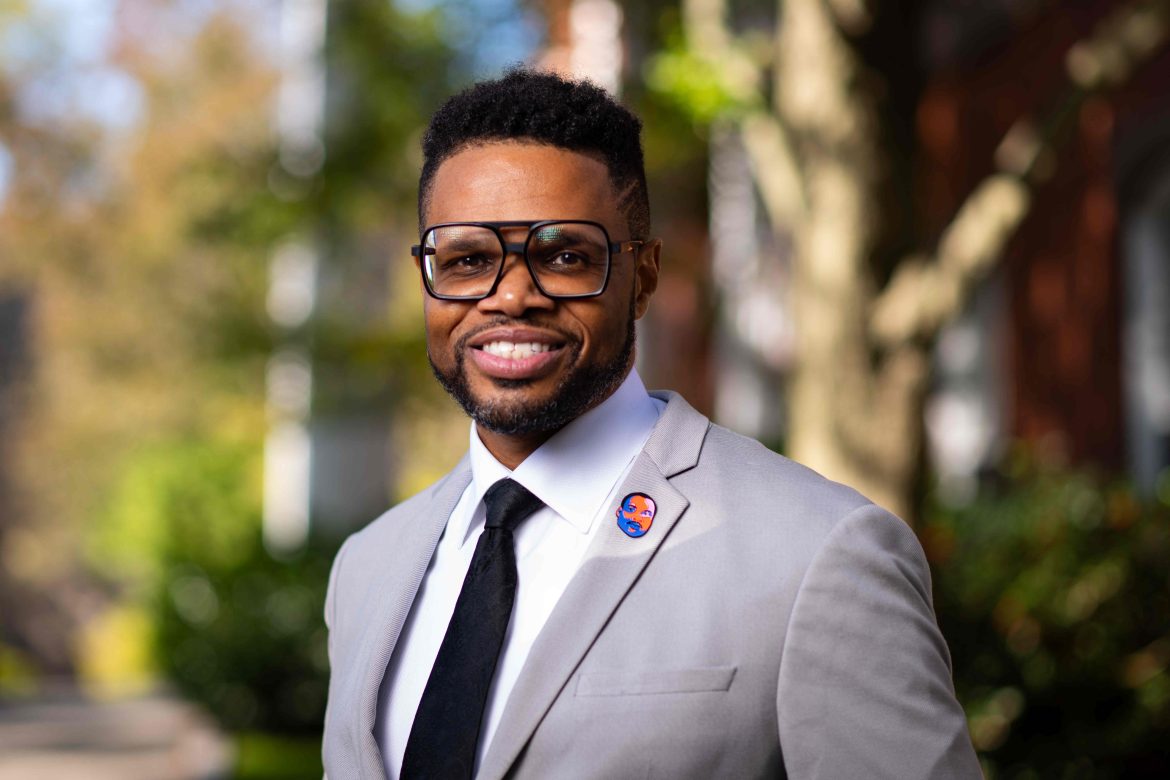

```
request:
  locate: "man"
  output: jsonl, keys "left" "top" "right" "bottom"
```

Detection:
{"left": 323, "top": 70, "right": 981, "bottom": 779}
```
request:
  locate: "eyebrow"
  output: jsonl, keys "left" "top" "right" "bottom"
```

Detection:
{"left": 437, "top": 235, "right": 500, "bottom": 251}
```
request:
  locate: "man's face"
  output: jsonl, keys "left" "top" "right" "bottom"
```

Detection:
{"left": 616, "top": 493, "right": 657, "bottom": 537}
{"left": 422, "top": 142, "right": 659, "bottom": 436}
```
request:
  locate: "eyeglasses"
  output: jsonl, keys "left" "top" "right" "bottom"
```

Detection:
{"left": 411, "top": 220, "right": 643, "bottom": 301}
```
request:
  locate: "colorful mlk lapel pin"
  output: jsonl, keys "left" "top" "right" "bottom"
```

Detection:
{"left": 616, "top": 493, "right": 657, "bottom": 538}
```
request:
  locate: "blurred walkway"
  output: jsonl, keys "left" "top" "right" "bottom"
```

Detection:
{"left": 0, "top": 690, "right": 232, "bottom": 779}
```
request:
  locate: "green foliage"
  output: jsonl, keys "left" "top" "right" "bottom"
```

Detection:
{"left": 91, "top": 441, "right": 259, "bottom": 593}
{"left": 644, "top": 26, "right": 759, "bottom": 126}
{"left": 100, "top": 438, "right": 336, "bottom": 734}
{"left": 233, "top": 731, "right": 325, "bottom": 779}
{"left": 925, "top": 458, "right": 1170, "bottom": 778}
{"left": 320, "top": 0, "right": 455, "bottom": 229}
{"left": 156, "top": 539, "right": 334, "bottom": 735}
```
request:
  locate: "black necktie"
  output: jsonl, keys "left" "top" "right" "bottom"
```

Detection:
{"left": 400, "top": 478, "right": 545, "bottom": 779}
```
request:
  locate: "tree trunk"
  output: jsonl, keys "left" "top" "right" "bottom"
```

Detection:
{"left": 776, "top": 0, "right": 927, "bottom": 521}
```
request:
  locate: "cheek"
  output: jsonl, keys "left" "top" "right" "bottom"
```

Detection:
{"left": 423, "top": 305, "right": 463, "bottom": 360}
{"left": 569, "top": 299, "right": 631, "bottom": 354}
{"left": 423, "top": 299, "right": 462, "bottom": 334}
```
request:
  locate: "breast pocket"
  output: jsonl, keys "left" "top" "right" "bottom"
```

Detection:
{"left": 574, "top": 665, "right": 737, "bottom": 697}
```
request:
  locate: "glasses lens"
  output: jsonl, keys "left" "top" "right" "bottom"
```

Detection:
{"left": 423, "top": 225, "right": 504, "bottom": 298}
{"left": 526, "top": 222, "right": 609, "bottom": 296}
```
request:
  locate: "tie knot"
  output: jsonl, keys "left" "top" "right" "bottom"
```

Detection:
{"left": 482, "top": 478, "right": 544, "bottom": 532}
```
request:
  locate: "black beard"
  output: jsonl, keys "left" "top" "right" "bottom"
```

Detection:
{"left": 428, "top": 300, "right": 636, "bottom": 437}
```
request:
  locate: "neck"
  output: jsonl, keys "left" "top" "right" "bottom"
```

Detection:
{"left": 470, "top": 365, "right": 638, "bottom": 469}
{"left": 476, "top": 427, "right": 557, "bottom": 470}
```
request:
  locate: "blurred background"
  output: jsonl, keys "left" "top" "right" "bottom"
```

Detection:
{"left": 0, "top": 0, "right": 1168, "bottom": 777}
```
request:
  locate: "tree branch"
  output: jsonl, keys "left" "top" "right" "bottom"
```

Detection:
{"left": 870, "top": 0, "right": 1170, "bottom": 349}
{"left": 682, "top": 0, "right": 807, "bottom": 224}
{"left": 740, "top": 110, "right": 808, "bottom": 227}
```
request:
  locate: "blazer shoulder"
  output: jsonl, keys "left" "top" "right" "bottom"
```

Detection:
{"left": 650, "top": 392, "right": 884, "bottom": 561}
{"left": 692, "top": 421, "right": 874, "bottom": 527}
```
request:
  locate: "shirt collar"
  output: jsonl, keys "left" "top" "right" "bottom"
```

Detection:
{"left": 458, "top": 368, "right": 662, "bottom": 547}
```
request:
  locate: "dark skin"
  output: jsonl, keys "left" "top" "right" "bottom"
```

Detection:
{"left": 421, "top": 141, "right": 661, "bottom": 469}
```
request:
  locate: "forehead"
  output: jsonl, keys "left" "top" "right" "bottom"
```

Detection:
{"left": 426, "top": 142, "right": 622, "bottom": 228}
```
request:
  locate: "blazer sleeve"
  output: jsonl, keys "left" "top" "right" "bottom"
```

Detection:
{"left": 322, "top": 535, "right": 354, "bottom": 780}
{"left": 776, "top": 503, "right": 983, "bottom": 779}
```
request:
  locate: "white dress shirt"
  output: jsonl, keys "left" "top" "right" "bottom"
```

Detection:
{"left": 375, "top": 369, "right": 664, "bottom": 778}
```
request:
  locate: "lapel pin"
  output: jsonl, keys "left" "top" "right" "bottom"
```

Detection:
{"left": 616, "top": 492, "right": 657, "bottom": 538}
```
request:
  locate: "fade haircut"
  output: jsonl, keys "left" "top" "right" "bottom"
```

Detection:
{"left": 418, "top": 69, "right": 651, "bottom": 239}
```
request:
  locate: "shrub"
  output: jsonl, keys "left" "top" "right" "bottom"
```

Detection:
{"left": 98, "top": 439, "right": 338, "bottom": 734}
{"left": 924, "top": 460, "right": 1170, "bottom": 778}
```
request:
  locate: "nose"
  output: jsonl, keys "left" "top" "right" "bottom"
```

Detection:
{"left": 477, "top": 253, "right": 555, "bottom": 317}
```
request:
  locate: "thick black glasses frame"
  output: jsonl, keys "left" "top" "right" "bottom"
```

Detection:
{"left": 411, "top": 219, "right": 643, "bottom": 301}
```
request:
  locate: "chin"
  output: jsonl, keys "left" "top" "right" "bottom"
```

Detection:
{"left": 430, "top": 351, "right": 631, "bottom": 438}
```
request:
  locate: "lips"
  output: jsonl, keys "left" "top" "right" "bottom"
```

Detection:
{"left": 466, "top": 327, "right": 570, "bottom": 381}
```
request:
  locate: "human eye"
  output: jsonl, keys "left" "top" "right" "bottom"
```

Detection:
{"left": 536, "top": 245, "right": 604, "bottom": 274}
{"left": 546, "top": 250, "right": 588, "bottom": 269}
{"left": 441, "top": 253, "right": 493, "bottom": 272}
{"left": 430, "top": 227, "right": 500, "bottom": 278}
{"left": 434, "top": 244, "right": 499, "bottom": 278}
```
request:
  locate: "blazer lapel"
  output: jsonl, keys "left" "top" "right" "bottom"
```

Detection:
{"left": 352, "top": 457, "right": 472, "bottom": 771}
{"left": 478, "top": 393, "right": 710, "bottom": 780}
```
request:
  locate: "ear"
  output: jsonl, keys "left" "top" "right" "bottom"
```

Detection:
{"left": 632, "top": 238, "right": 661, "bottom": 320}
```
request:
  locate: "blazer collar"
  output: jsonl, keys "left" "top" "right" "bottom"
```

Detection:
{"left": 477, "top": 390, "right": 710, "bottom": 780}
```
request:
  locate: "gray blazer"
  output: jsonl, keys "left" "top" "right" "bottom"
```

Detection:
{"left": 323, "top": 392, "right": 982, "bottom": 779}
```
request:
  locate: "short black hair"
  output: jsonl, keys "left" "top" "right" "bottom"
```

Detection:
{"left": 418, "top": 69, "right": 650, "bottom": 239}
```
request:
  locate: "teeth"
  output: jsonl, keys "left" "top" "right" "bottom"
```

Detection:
{"left": 482, "top": 341, "right": 552, "bottom": 359}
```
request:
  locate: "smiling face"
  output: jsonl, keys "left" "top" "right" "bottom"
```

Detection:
{"left": 421, "top": 142, "right": 660, "bottom": 455}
